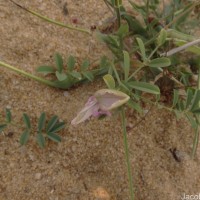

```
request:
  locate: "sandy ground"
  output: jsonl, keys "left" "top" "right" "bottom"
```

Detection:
{"left": 0, "top": 1, "right": 200, "bottom": 200}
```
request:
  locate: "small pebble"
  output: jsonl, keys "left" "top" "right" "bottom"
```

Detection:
{"left": 143, "top": 109, "right": 149, "bottom": 114}
{"left": 35, "top": 173, "right": 42, "bottom": 180}
{"left": 63, "top": 91, "right": 69, "bottom": 97}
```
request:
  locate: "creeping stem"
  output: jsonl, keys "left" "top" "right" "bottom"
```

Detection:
{"left": 0, "top": 61, "right": 56, "bottom": 88}
{"left": 9, "top": 0, "right": 91, "bottom": 35}
{"left": 192, "top": 68, "right": 200, "bottom": 158}
{"left": 120, "top": 107, "right": 134, "bottom": 200}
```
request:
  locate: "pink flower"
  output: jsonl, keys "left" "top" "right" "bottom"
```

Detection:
{"left": 71, "top": 89, "right": 130, "bottom": 125}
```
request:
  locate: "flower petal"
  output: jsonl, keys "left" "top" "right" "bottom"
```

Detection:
{"left": 92, "top": 109, "right": 112, "bottom": 117}
{"left": 94, "top": 89, "right": 130, "bottom": 111}
{"left": 71, "top": 97, "right": 99, "bottom": 125}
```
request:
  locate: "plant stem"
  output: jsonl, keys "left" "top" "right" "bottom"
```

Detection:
{"left": 103, "top": 0, "right": 115, "bottom": 15}
{"left": 127, "top": 65, "right": 144, "bottom": 82}
{"left": 130, "top": 37, "right": 156, "bottom": 55}
{"left": 120, "top": 107, "right": 134, "bottom": 200}
{"left": 0, "top": 61, "right": 56, "bottom": 88}
{"left": 9, "top": 0, "right": 91, "bottom": 35}
{"left": 28, "top": 9, "right": 91, "bottom": 35}
{"left": 115, "top": 0, "right": 121, "bottom": 28}
{"left": 192, "top": 125, "right": 199, "bottom": 159}
{"left": 165, "top": 2, "right": 200, "bottom": 29}
{"left": 191, "top": 68, "right": 200, "bottom": 158}
{"left": 111, "top": 62, "right": 122, "bottom": 85}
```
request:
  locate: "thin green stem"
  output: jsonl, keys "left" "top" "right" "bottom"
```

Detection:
{"left": 192, "top": 125, "right": 199, "bottom": 159}
{"left": 148, "top": 45, "right": 159, "bottom": 60}
{"left": 127, "top": 65, "right": 144, "bottom": 82}
{"left": 145, "top": 0, "right": 150, "bottom": 29}
{"left": 116, "top": 7, "right": 121, "bottom": 28}
{"left": 0, "top": 115, "right": 24, "bottom": 130}
{"left": 115, "top": 0, "right": 122, "bottom": 28}
{"left": 9, "top": 0, "right": 91, "bottom": 35}
{"left": 111, "top": 62, "right": 122, "bottom": 85}
{"left": 120, "top": 107, "right": 134, "bottom": 200}
{"left": 191, "top": 68, "right": 200, "bottom": 158}
{"left": 165, "top": 2, "right": 200, "bottom": 29}
{"left": 130, "top": 37, "right": 156, "bottom": 55}
{"left": 28, "top": 10, "right": 91, "bottom": 35}
{"left": 103, "top": 0, "right": 115, "bottom": 15}
{"left": 0, "top": 61, "right": 56, "bottom": 88}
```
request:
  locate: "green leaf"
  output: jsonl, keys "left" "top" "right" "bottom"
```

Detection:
{"left": 99, "top": 34, "right": 119, "bottom": 49}
{"left": 191, "top": 108, "right": 200, "bottom": 114}
{"left": 47, "top": 132, "right": 61, "bottom": 143}
{"left": 190, "top": 90, "right": 200, "bottom": 112}
{"left": 38, "top": 112, "right": 46, "bottom": 132}
{"left": 100, "top": 56, "right": 109, "bottom": 69}
{"left": 148, "top": 57, "right": 171, "bottom": 68}
{"left": 129, "top": 1, "right": 146, "bottom": 16}
{"left": 177, "top": 100, "right": 185, "bottom": 111}
{"left": 82, "top": 71, "right": 94, "bottom": 81}
{"left": 53, "top": 77, "right": 75, "bottom": 89}
{"left": 70, "top": 71, "right": 82, "bottom": 80}
{"left": 46, "top": 115, "right": 58, "bottom": 132}
{"left": 123, "top": 51, "right": 130, "bottom": 81}
{"left": 36, "top": 66, "right": 55, "bottom": 75}
{"left": 172, "top": 89, "right": 179, "bottom": 107}
{"left": 103, "top": 74, "right": 115, "bottom": 89}
{"left": 6, "top": 109, "right": 11, "bottom": 123}
{"left": 174, "top": 109, "right": 182, "bottom": 119}
{"left": 127, "top": 99, "right": 142, "bottom": 113}
{"left": 117, "top": 24, "right": 129, "bottom": 37}
{"left": 185, "top": 113, "right": 198, "bottom": 129}
{"left": 37, "top": 133, "right": 45, "bottom": 148}
{"left": 67, "top": 55, "right": 76, "bottom": 71}
{"left": 167, "top": 29, "right": 195, "bottom": 42}
{"left": 55, "top": 71, "right": 67, "bottom": 81}
{"left": 81, "top": 60, "right": 90, "bottom": 71}
{"left": 111, "top": 0, "right": 115, "bottom": 6}
{"left": 128, "top": 81, "right": 160, "bottom": 95}
{"left": 180, "top": 72, "right": 190, "bottom": 86}
{"left": 54, "top": 53, "right": 63, "bottom": 73}
{"left": 185, "top": 88, "right": 194, "bottom": 108}
{"left": 48, "top": 122, "right": 65, "bottom": 134}
{"left": 122, "top": 14, "right": 146, "bottom": 37}
{"left": 157, "top": 29, "right": 167, "bottom": 46}
{"left": 23, "top": 113, "right": 31, "bottom": 129}
{"left": 20, "top": 130, "right": 30, "bottom": 145}
{"left": 0, "top": 124, "right": 7, "bottom": 133}
{"left": 136, "top": 37, "right": 146, "bottom": 61}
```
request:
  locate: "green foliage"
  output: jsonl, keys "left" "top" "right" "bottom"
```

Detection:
{"left": 36, "top": 65, "right": 55, "bottom": 75}
{"left": 148, "top": 57, "right": 171, "bottom": 68}
{"left": 127, "top": 81, "right": 160, "bottom": 95}
{"left": 1, "top": 2, "right": 200, "bottom": 200}
{"left": 0, "top": 109, "right": 65, "bottom": 148}
{"left": 6, "top": 109, "right": 11, "bottom": 123}
{"left": 20, "top": 130, "right": 30, "bottom": 145}
{"left": 103, "top": 74, "right": 116, "bottom": 89}
{"left": 136, "top": 38, "right": 147, "bottom": 61}
{"left": 123, "top": 51, "right": 130, "bottom": 81}
{"left": 38, "top": 112, "right": 46, "bottom": 132}
{"left": 55, "top": 53, "right": 64, "bottom": 73}
{"left": 0, "top": 124, "right": 7, "bottom": 133}
{"left": 36, "top": 54, "right": 106, "bottom": 89}
{"left": 1, "top": 0, "right": 200, "bottom": 157}
{"left": 35, "top": 113, "right": 64, "bottom": 147}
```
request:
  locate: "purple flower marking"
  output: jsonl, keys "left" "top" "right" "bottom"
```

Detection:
{"left": 71, "top": 89, "right": 130, "bottom": 125}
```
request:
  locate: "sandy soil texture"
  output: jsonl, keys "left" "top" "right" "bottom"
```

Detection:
{"left": 0, "top": 1, "right": 200, "bottom": 200}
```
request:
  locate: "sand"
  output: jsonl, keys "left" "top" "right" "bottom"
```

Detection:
{"left": 0, "top": 1, "right": 200, "bottom": 200}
